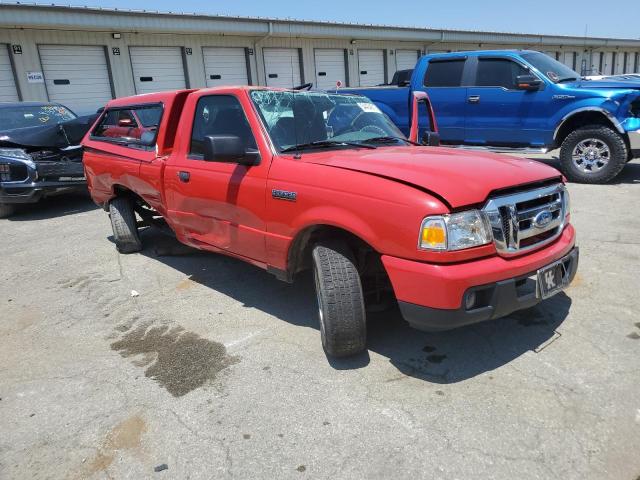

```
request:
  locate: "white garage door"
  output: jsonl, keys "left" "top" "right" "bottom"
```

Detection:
{"left": 562, "top": 51, "right": 577, "bottom": 70}
{"left": 263, "top": 48, "right": 301, "bottom": 88}
{"left": 203, "top": 47, "right": 249, "bottom": 87}
{"left": 358, "top": 49, "right": 385, "bottom": 86}
{"left": 0, "top": 45, "right": 19, "bottom": 102}
{"left": 38, "top": 45, "right": 112, "bottom": 115}
{"left": 129, "top": 46, "right": 186, "bottom": 94}
{"left": 395, "top": 50, "right": 418, "bottom": 71}
{"left": 314, "top": 49, "right": 346, "bottom": 90}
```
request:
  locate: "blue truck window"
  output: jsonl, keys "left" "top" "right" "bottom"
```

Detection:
{"left": 475, "top": 59, "right": 529, "bottom": 89}
{"left": 423, "top": 60, "right": 465, "bottom": 87}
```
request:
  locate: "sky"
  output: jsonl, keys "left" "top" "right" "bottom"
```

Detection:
{"left": 11, "top": 0, "right": 640, "bottom": 39}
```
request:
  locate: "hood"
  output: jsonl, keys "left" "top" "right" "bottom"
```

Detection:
{"left": 301, "top": 146, "right": 561, "bottom": 208}
{"left": 0, "top": 113, "right": 98, "bottom": 149}
{"left": 574, "top": 79, "right": 640, "bottom": 90}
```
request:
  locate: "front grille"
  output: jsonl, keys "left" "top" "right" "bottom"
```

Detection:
{"left": 482, "top": 184, "right": 568, "bottom": 256}
{"left": 0, "top": 163, "right": 29, "bottom": 182}
{"left": 35, "top": 159, "right": 85, "bottom": 180}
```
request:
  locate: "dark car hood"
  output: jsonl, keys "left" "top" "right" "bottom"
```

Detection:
{"left": 575, "top": 79, "right": 640, "bottom": 90}
{"left": 0, "top": 113, "right": 98, "bottom": 149}
{"left": 300, "top": 146, "right": 562, "bottom": 208}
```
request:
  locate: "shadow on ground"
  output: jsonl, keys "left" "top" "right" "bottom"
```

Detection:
{"left": 5, "top": 191, "right": 97, "bottom": 221}
{"left": 137, "top": 228, "right": 572, "bottom": 384}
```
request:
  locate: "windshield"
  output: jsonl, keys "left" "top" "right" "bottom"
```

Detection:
{"left": 521, "top": 52, "right": 580, "bottom": 83}
{"left": 249, "top": 90, "right": 405, "bottom": 152}
{"left": 0, "top": 104, "right": 76, "bottom": 130}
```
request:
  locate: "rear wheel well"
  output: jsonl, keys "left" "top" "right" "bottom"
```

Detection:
{"left": 111, "top": 185, "right": 145, "bottom": 206}
{"left": 555, "top": 111, "right": 622, "bottom": 148}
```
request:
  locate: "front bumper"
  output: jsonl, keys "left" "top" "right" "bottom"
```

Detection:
{"left": 399, "top": 247, "right": 579, "bottom": 331}
{"left": 0, "top": 156, "right": 86, "bottom": 204}
{"left": 0, "top": 179, "right": 86, "bottom": 204}
{"left": 382, "top": 224, "right": 577, "bottom": 330}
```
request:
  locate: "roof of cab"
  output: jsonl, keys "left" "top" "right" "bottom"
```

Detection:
{"left": 424, "top": 49, "right": 538, "bottom": 58}
{"left": 102, "top": 85, "right": 333, "bottom": 108}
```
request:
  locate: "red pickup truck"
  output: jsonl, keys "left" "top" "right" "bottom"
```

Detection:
{"left": 82, "top": 86, "right": 578, "bottom": 357}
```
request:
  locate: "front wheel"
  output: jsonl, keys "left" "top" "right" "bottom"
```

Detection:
{"left": 312, "top": 240, "right": 367, "bottom": 357}
{"left": 559, "top": 125, "right": 627, "bottom": 184}
{"left": 0, "top": 203, "right": 16, "bottom": 218}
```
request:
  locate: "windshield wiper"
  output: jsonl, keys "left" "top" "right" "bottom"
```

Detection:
{"left": 361, "top": 135, "right": 421, "bottom": 146}
{"left": 280, "top": 140, "right": 376, "bottom": 153}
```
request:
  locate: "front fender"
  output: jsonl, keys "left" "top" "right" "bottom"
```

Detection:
{"left": 551, "top": 99, "right": 625, "bottom": 141}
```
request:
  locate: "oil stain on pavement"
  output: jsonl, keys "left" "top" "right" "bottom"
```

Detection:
{"left": 111, "top": 324, "right": 239, "bottom": 397}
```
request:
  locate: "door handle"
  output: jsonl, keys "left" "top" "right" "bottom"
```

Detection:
{"left": 177, "top": 171, "right": 190, "bottom": 183}
{"left": 468, "top": 95, "right": 481, "bottom": 104}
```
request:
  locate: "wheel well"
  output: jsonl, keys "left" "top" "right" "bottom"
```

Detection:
{"left": 287, "top": 225, "right": 383, "bottom": 281}
{"left": 111, "top": 185, "right": 146, "bottom": 208}
{"left": 555, "top": 111, "right": 619, "bottom": 147}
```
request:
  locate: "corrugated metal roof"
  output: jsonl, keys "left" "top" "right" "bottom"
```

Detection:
{"left": 1, "top": 1, "right": 639, "bottom": 47}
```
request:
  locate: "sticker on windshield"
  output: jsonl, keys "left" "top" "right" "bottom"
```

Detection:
{"left": 547, "top": 71, "right": 559, "bottom": 82}
{"left": 357, "top": 102, "right": 381, "bottom": 114}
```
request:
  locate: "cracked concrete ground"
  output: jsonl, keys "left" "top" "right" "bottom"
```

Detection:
{"left": 1, "top": 156, "right": 639, "bottom": 480}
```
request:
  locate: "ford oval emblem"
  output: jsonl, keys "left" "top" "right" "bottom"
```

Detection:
{"left": 533, "top": 210, "right": 553, "bottom": 228}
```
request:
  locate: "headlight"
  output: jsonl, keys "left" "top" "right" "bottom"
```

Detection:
{"left": 0, "top": 148, "right": 31, "bottom": 161}
{"left": 419, "top": 210, "right": 492, "bottom": 251}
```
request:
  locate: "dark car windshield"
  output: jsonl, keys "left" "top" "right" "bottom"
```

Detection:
{"left": 521, "top": 52, "right": 580, "bottom": 83}
{"left": 250, "top": 90, "right": 405, "bottom": 152}
{"left": 0, "top": 104, "right": 76, "bottom": 130}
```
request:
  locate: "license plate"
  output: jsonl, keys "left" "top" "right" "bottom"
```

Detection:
{"left": 536, "top": 259, "right": 568, "bottom": 299}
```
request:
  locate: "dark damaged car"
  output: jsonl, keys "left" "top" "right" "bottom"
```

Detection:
{"left": 0, "top": 102, "right": 98, "bottom": 218}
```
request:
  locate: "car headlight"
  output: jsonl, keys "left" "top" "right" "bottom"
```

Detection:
{"left": 419, "top": 210, "right": 492, "bottom": 251}
{"left": 0, "top": 148, "right": 31, "bottom": 161}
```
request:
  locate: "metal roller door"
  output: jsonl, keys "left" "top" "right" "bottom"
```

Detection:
{"left": 358, "top": 49, "right": 385, "bottom": 86}
{"left": 314, "top": 49, "right": 346, "bottom": 89}
{"left": 203, "top": 47, "right": 249, "bottom": 87}
{"left": 129, "top": 46, "right": 187, "bottom": 94}
{"left": 562, "top": 51, "right": 577, "bottom": 70}
{"left": 0, "top": 45, "right": 19, "bottom": 102}
{"left": 263, "top": 48, "right": 302, "bottom": 88}
{"left": 38, "top": 45, "right": 112, "bottom": 115}
{"left": 395, "top": 49, "right": 418, "bottom": 71}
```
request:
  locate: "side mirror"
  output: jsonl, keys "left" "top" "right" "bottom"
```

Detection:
{"left": 118, "top": 117, "right": 134, "bottom": 127}
{"left": 203, "top": 135, "right": 260, "bottom": 165}
{"left": 516, "top": 74, "right": 543, "bottom": 91}
{"left": 421, "top": 131, "right": 440, "bottom": 147}
{"left": 409, "top": 91, "right": 439, "bottom": 144}
{"left": 139, "top": 131, "right": 156, "bottom": 146}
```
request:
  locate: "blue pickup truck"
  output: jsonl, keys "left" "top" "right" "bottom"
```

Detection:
{"left": 337, "top": 50, "right": 640, "bottom": 183}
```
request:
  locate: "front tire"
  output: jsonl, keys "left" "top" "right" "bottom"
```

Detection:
{"left": 312, "top": 240, "right": 367, "bottom": 357}
{"left": 109, "top": 197, "right": 142, "bottom": 253}
{"left": 0, "top": 203, "right": 16, "bottom": 218}
{"left": 559, "top": 125, "right": 627, "bottom": 183}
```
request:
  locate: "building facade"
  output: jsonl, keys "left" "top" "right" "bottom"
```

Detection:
{"left": 1, "top": 3, "right": 639, "bottom": 114}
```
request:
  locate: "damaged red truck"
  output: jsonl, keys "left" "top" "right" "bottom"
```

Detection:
{"left": 82, "top": 86, "right": 578, "bottom": 357}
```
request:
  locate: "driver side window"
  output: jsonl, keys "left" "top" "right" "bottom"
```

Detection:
{"left": 189, "top": 95, "right": 257, "bottom": 159}
{"left": 475, "top": 58, "right": 530, "bottom": 89}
